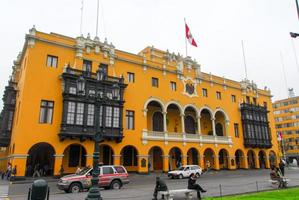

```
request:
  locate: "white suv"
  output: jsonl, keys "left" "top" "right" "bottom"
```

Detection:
{"left": 168, "top": 165, "right": 203, "bottom": 179}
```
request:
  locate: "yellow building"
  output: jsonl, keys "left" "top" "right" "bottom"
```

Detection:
{"left": 0, "top": 27, "right": 279, "bottom": 177}
{"left": 273, "top": 96, "right": 299, "bottom": 163}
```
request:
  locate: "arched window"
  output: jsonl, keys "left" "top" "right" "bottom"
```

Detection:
{"left": 153, "top": 112, "right": 163, "bottom": 132}
{"left": 185, "top": 116, "right": 196, "bottom": 134}
{"left": 216, "top": 123, "right": 224, "bottom": 136}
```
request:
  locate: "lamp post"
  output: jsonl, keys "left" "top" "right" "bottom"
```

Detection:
{"left": 86, "top": 66, "right": 120, "bottom": 200}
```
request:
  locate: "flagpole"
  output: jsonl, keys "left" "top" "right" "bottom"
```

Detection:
{"left": 184, "top": 18, "right": 188, "bottom": 57}
{"left": 241, "top": 40, "right": 248, "bottom": 80}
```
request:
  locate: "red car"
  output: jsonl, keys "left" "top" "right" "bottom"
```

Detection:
{"left": 57, "top": 165, "right": 129, "bottom": 193}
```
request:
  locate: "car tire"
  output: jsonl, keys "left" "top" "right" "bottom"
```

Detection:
{"left": 171, "top": 175, "right": 174, "bottom": 179}
{"left": 110, "top": 180, "right": 122, "bottom": 189}
{"left": 69, "top": 183, "right": 82, "bottom": 193}
{"left": 179, "top": 174, "right": 183, "bottom": 179}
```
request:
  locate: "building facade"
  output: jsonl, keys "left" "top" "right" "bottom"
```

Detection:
{"left": 0, "top": 27, "right": 279, "bottom": 176}
{"left": 273, "top": 96, "right": 299, "bottom": 163}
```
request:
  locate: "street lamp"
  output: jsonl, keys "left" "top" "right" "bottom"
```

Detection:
{"left": 86, "top": 67, "right": 120, "bottom": 200}
{"left": 77, "top": 76, "right": 85, "bottom": 94}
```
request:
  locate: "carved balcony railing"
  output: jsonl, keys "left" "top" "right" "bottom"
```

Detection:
{"left": 142, "top": 130, "right": 233, "bottom": 146}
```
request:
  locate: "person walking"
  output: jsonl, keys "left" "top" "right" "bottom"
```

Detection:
{"left": 32, "top": 163, "right": 41, "bottom": 178}
{"left": 6, "top": 162, "right": 12, "bottom": 180}
{"left": 279, "top": 159, "right": 285, "bottom": 176}
{"left": 152, "top": 177, "right": 168, "bottom": 200}
{"left": 59, "top": 165, "right": 64, "bottom": 178}
{"left": 188, "top": 173, "right": 206, "bottom": 200}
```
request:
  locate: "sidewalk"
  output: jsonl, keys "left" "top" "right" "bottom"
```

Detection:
{"left": 0, "top": 180, "right": 9, "bottom": 200}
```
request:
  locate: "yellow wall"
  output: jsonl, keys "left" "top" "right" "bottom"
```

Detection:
{"left": 3, "top": 29, "right": 280, "bottom": 176}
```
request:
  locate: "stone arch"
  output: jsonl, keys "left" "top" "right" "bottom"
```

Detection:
{"left": 203, "top": 148, "right": 216, "bottom": 169}
{"left": 166, "top": 103, "right": 182, "bottom": 133}
{"left": 269, "top": 150, "right": 277, "bottom": 167}
{"left": 143, "top": 97, "right": 165, "bottom": 112}
{"left": 146, "top": 99, "right": 164, "bottom": 132}
{"left": 258, "top": 150, "right": 267, "bottom": 169}
{"left": 169, "top": 147, "right": 183, "bottom": 170}
{"left": 235, "top": 149, "right": 245, "bottom": 169}
{"left": 26, "top": 142, "right": 56, "bottom": 177}
{"left": 213, "top": 108, "right": 229, "bottom": 121}
{"left": 165, "top": 101, "right": 183, "bottom": 115}
{"left": 148, "top": 146, "right": 164, "bottom": 171}
{"left": 218, "top": 149, "right": 229, "bottom": 169}
{"left": 199, "top": 106, "right": 213, "bottom": 117}
{"left": 121, "top": 145, "right": 138, "bottom": 172}
{"left": 199, "top": 108, "right": 213, "bottom": 135}
{"left": 99, "top": 144, "right": 114, "bottom": 165}
{"left": 183, "top": 104, "right": 199, "bottom": 117}
{"left": 247, "top": 149, "right": 256, "bottom": 169}
{"left": 187, "top": 148, "right": 199, "bottom": 165}
{"left": 62, "top": 143, "right": 87, "bottom": 174}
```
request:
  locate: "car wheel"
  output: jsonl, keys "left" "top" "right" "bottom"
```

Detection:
{"left": 179, "top": 174, "right": 183, "bottom": 179}
{"left": 69, "top": 183, "right": 82, "bottom": 193}
{"left": 110, "top": 180, "right": 122, "bottom": 189}
{"left": 171, "top": 175, "right": 174, "bottom": 179}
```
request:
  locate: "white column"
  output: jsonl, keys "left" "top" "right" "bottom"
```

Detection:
{"left": 225, "top": 120, "right": 230, "bottom": 136}
{"left": 197, "top": 116, "right": 201, "bottom": 134}
{"left": 212, "top": 117, "right": 216, "bottom": 136}
{"left": 181, "top": 114, "right": 185, "bottom": 133}
{"left": 163, "top": 111, "right": 167, "bottom": 132}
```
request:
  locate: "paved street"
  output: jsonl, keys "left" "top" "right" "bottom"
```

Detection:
{"left": 3, "top": 168, "right": 299, "bottom": 200}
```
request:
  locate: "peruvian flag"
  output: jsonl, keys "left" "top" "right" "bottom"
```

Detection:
{"left": 277, "top": 131, "right": 283, "bottom": 141}
{"left": 185, "top": 22, "right": 198, "bottom": 47}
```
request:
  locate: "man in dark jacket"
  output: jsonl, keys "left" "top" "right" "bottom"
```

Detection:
{"left": 188, "top": 173, "right": 206, "bottom": 200}
{"left": 279, "top": 159, "right": 285, "bottom": 176}
{"left": 152, "top": 177, "right": 168, "bottom": 200}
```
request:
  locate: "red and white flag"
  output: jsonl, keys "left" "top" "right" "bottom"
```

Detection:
{"left": 277, "top": 131, "right": 283, "bottom": 141}
{"left": 185, "top": 23, "right": 198, "bottom": 47}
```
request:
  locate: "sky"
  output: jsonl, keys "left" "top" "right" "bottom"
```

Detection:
{"left": 1, "top": 0, "right": 299, "bottom": 109}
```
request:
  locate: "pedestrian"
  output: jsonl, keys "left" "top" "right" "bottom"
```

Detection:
{"left": 32, "top": 163, "right": 41, "bottom": 178}
{"left": 6, "top": 162, "right": 12, "bottom": 180}
{"left": 270, "top": 165, "right": 286, "bottom": 188}
{"left": 11, "top": 165, "right": 17, "bottom": 180}
{"left": 152, "top": 177, "right": 168, "bottom": 200}
{"left": 188, "top": 173, "right": 206, "bottom": 200}
{"left": 148, "top": 162, "right": 151, "bottom": 173}
{"left": 59, "top": 165, "right": 64, "bottom": 178}
{"left": 279, "top": 159, "right": 285, "bottom": 176}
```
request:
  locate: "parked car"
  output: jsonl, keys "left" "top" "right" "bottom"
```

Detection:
{"left": 168, "top": 165, "right": 203, "bottom": 179}
{"left": 57, "top": 165, "right": 129, "bottom": 193}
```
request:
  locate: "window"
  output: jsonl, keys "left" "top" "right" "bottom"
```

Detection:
{"left": 263, "top": 101, "right": 267, "bottom": 107}
{"left": 152, "top": 77, "right": 159, "bottom": 87}
{"left": 46, "top": 55, "right": 58, "bottom": 68}
{"left": 83, "top": 59, "right": 92, "bottom": 72}
{"left": 170, "top": 81, "right": 177, "bottom": 91}
{"left": 202, "top": 88, "right": 208, "bottom": 97}
{"left": 7, "top": 111, "right": 14, "bottom": 131}
{"left": 231, "top": 95, "right": 236, "bottom": 102}
{"left": 39, "top": 100, "right": 54, "bottom": 124}
{"left": 246, "top": 96, "right": 250, "bottom": 104}
{"left": 69, "top": 87, "right": 77, "bottom": 94}
{"left": 66, "top": 102, "right": 76, "bottom": 124}
{"left": 216, "top": 91, "right": 221, "bottom": 100}
{"left": 87, "top": 104, "right": 94, "bottom": 126}
{"left": 103, "top": 167, "right": 114, "bottom": 174}
{"left": 114, "top": 166, "right": 126, "bottom": 173}
{"left": 234, "top": 123, "right": 239, "bottom": 138}
{"left": 113, "top": 107, "right": 120, "bottom": 128}
{"left": 76, "top": 103, "right": 84, "bottom": 125}
{"left": 99, "top": 106, "right": 103, "bottom": 126}
{"left": 106, "top": 106, "right": 112, "bottom": 127}
{"left": 127, "top": 72, "right": 135, "bottom": 83}
{"left": 253, "top": 97, "right": 257, "bottom": 105}
{"left": 126, "top": 110, "right": 135, "bottom": 130}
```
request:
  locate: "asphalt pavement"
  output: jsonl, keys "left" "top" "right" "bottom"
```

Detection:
{"left": 4, "top": 167, "right": 299, "bottom": 200}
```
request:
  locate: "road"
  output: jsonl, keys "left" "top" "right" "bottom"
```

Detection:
{"left": 5, "top": 167, "right": 299, "bottom": 200}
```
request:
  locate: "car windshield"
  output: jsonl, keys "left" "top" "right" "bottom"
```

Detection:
{"left": 77, "top": 167, "right": 91, "bottom": 175}
{"left": 177, "top": 166, "right": 185, "bottom": 171}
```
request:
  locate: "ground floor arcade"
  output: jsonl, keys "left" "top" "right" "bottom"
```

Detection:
{"left": 1, "top": 140, "right": 279, "bottom": 177}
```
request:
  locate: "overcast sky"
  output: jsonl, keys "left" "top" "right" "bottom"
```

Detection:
{"left": 1, "top": 0, "right": 299, "bottom": 109}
